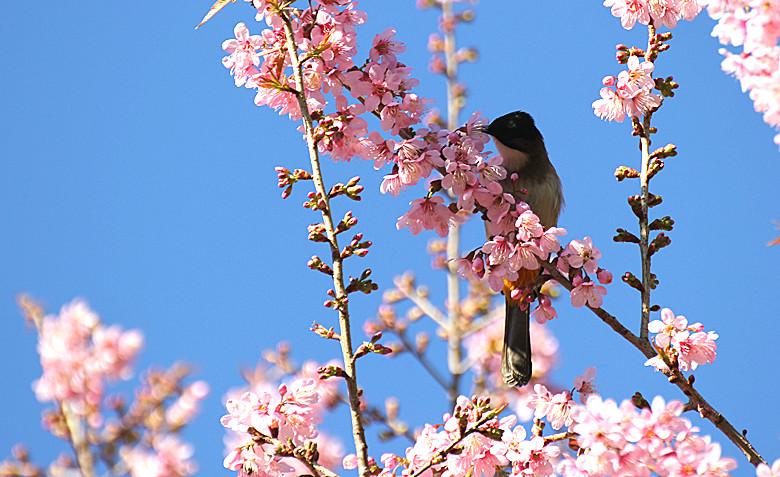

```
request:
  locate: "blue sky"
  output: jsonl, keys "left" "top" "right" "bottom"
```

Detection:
{"left": 1, "top": 1, "right": 778, "bottom": 475}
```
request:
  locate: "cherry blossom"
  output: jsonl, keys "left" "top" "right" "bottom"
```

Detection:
{"left": 397, "top": 196, "right": 462, "bottom": 237}
{"left": 757, "top": 458, "right": 780, "bottom": 477}
{"left": 570, "top": 275, "right": 607, "bottom": 308}
{"left": 565, "top": 237, "right": 602, "bottom": 274}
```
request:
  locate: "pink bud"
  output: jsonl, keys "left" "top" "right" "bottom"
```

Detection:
{"left": 278, "top": 383, "right": 288, "bottom": 397}
{"left": 597, "top": 268, "right": 613, "bottom": 284}
{"left": 472, "top": 256, "right": 484, "bottom": 272}
{"left": 342, "top": 454, "right": 358, "bottom": 470}
{"left": 602, "top": 76, "right": 616, "bottom": 87}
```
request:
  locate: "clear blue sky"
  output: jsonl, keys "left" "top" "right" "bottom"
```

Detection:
{"left": 1, "top": 2, "right": 778, "bottom": 475}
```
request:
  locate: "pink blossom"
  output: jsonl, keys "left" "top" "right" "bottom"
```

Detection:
{"left": 509, "top": 436, "right": 560, "bottom": 477}
{"left": 342, "top": 454, "right": 358, "bottom": 470}
{"left": 485, "top": 262, "right": 517, "bottom": 293}
{"left": 405, "top": 424, "right": 449, "bottom": 477}
{"left": 370, "top": 28, "right": 406, "bottom": 61}
{"left": 515, "top": 210, "right": 544, "bottom": 242}
{"left": 441, "top": 159, "right": 478, "bottom": 195}
{"left": 380, "top": 173, "right": 404, "bottom": 196}
{"left": 570, "top": 275, "right": 607, "bottom": 308}
{"left": 621, "top": 87, "right": 663, "bottom": 118}
{"left": 222, "top": 23, "right": 263, "bottom": 86}
{"left": 34, "top": 299, "right": 143, "bottom": 420}
{"left": 530, "top": 294, "right": 558, "bottom": 324}
{"left": 757, "top": 458, "right": 780, "bottom": 477}
{"left": 566, "top": 237, "right": 601, "bottom": 274}
{"left": 538, "top": 226, "right": 567, "bottom": 256}
{"left": 618, "top": 56, "right": 656, "bottom": 96}
{"left": 648, "top": 307, "right": 689, "bottom": 348}
{"left": 476, "top": 155, "right": 507, "bottom": 186}
{"left": 597, "top": 268, "right": 613, "bottom": 284}
{"left": 506, "top": 241, "right": 543, "bottom": 272}
{"left": 482, "top": 235, "right": 515, "bottom": 266}
{"left": 527, "top": 384, "right": 575, "bottom": 430}
{"left": 573, "top": 367, "right": 598, "bottom": 404}
{"left": 676, "top": 330, "right": 718, "bottom": 371}
{"left": 604, "top": 0, "right": 651, "bottom": 29}
{"left": 593, "top": 87, "right": 627, "bottom": 122}
{"left": 649, "top": 0, "right": 682, "bottom": 28}
{"left": 397, "top": 196, "right": 461, "bottom": 237}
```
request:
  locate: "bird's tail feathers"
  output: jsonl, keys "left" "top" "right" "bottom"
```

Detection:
{"left": 501, "top": 300, "right": 532, "bottom": 387}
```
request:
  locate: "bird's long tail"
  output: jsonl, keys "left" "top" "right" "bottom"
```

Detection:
{"left": 501, "top": 299, "right": 532, "bottom": 387}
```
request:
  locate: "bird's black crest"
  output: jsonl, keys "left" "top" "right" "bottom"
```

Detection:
{"left": 485, "top": 111, "right": 543, "bottom": 148}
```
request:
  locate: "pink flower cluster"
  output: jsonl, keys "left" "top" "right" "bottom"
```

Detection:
{"left": 561, "top": 395, "right": 736, "bottom": 476}
{"left": 221, "top": 360, "right": 345, "bottom": 477}
{"left": 645, "top": 307, "right": 719, "bottom": 372}
{"left": 120, "top": 436, "right": 197, "bottom": 477}
{"left": 34, "top": 299, "right": 143, "bottom": 426}
{"left": 704, "top": 0, "right": 780, "bottom": 148}
{"left": 593, "top": 56, "right": 663, "bottom": 122}
{"left": 221, "top": 2, "right": 430, "bottom": 162}
{"left": 222, "top": 379, "right": 322, "bottom": 474}
{"left": 603, "top": 0, "right": 704, "bottom": 30}
{"left": 526, "top": 368, "right": 598, "bottom": 430}
{"left": 345, "top": 396, "right": 562, "bottom": 477}
{"left": 458, "top": 218, "right": 613, "bottom": 320}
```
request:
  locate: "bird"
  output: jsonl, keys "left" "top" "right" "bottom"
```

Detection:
{"left": 481, "top": 111, "right": 563, "bottom": 387}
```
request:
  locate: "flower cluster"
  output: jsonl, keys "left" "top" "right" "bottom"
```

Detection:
{"left": 645, "top": 307, "right": 719, "bottom": 372}
{"left": 222, "top": 379, "right": 323, "bottom": 475}
{"left": 120, "top": 436, "right": 197, "bottom": 477}
{"left": 458, "top": 216, "right": 613, "bottom": 319}
{"left": 704, "top": 0, "right": 780, "bottom": 148}
{"left": 34, "top": 299, "right": 143, "bottom": 426}
{"left": 603, "top": 0, "right": 704, "bottom": 30}
{"left": 526, "top": 367, "right": 598, "bottom": 432}
{"left": 220, "top": 352, "right": 345, "bottom": 477}
{"left": 562, "top": 395, "right": 736, "bottom": 476}
{"left": 221, "top": 1, "right": 429, "bottom": 162}
{"left": 10, "top": 297, "right": 208, "bottom": 477}
{"left": 344, "top": 396, "right": 561, "bottom": 477}
{"left": 593, "top": 55, "right": 663, "bottom": 122}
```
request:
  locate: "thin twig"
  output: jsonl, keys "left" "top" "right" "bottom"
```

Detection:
{"left": 393, "top": 328, "right": 450, "bottom": 391}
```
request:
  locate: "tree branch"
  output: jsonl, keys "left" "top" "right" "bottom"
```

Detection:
{"left": 279, "top": 10, "right": 370, "bottom": 477}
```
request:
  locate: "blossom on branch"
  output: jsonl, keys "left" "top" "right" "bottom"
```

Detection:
{"left": 397, "top": 196, "right": 462, "bottom": 237}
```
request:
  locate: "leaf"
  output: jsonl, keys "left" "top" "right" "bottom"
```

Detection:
{"left": 195, "top": 0, "right": 237, "bottom": 29}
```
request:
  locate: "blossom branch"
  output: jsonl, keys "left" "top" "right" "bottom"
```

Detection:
{"left": 20, "top": 297, "right": 98, "bottom": 477}
{"left": 249, "top": 428, "right": 340, "bottom": 477}
{"left": 637, "top": 22, "right": 656, "bottom": 340}
{"left": 408, "top": 403, "right": 507, "bottom": 477}
{"left": 442, "top": 0, "right": 465, "bottom": 409}
{"left": 278, "top": 9, "right": 370, "bottom": 477}
{"left": 539, "top": 260, "right": 766, "bottom": 466}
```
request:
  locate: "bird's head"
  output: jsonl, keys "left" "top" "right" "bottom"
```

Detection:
{"left": 483, "top": 111, "right": 543, "bottom": 150}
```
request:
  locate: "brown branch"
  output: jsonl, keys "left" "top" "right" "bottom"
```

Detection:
{"left": 539, "top": 261, "right": 766, "bottom": 465}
